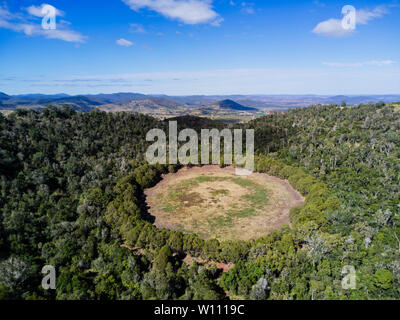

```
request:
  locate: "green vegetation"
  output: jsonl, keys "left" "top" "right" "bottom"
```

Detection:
{"left": 210, "top": 189, "right": 229, "bottom": 197}
{"left": 0, "top": 102, "right": 399, "bottom": 300}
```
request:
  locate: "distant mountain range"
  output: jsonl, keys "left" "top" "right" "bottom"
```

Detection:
{"left": 1, "top": 92, "right": 400, "bottom": 113}
{"left": 98, "top": 97, "right": 180, "bottom": 113}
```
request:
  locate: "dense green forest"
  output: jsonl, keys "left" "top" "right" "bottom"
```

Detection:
{"left": 0, "top": 103, "right": 399, "bottom": 300}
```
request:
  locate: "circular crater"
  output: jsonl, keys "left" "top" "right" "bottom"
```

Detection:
{"left": 145, "top": 166, "right": 304, "bottom": 241}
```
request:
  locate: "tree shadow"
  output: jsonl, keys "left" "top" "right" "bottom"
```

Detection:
{"left": 138, "top": 189, "right": 156, "bottom": 224}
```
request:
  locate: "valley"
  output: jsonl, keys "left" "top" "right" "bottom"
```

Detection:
{"left": 145, "top": 166, "right": 304, "bottom": 241}
{"left": 2, "top": 92, "right": 400, "bottom": 124}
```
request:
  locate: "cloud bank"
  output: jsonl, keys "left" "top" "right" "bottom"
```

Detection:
{"left": 15, "top": 66, "right": 399, "bottom": 96}
{"left": 323, "top": 60, "right": 397, "bottom": 67}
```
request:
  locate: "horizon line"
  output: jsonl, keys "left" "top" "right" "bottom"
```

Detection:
{"left": 3, "top": 92, "right": 400, "bottom": 97}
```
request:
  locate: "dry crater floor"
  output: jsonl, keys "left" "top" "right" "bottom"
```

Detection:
{"left": 145, "top": 166, "right": 304, "bottom": 241}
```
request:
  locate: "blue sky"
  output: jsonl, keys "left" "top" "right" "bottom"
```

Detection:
{"left": 0, "top": 0, "right": 399, "bottom": 95}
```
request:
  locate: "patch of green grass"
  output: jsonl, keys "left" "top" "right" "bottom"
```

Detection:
{"left": 165, "top": 176, "right": 224, "bottom": 203}
{"left": 175, "top": 178, "right": 200, "bottom": 189}
{"left": 242, "top": 187, "right": 269, "bottom": 208}
{"left": 162, "top": 202, "right": 179, "bottom": 213}
{"left": 168, "top": 189, "right": 185, "bottom": 201}
{"left": 229, "top": 207, "right": 257, "bottom": 218}
{"left": 208, "top": 215, "right": 234, "bottom": 229}
{"left": 231, "top": 177, "right": 255, "bottom": 187}
{"left": 210, "top": 189, "right": 229, "bottom": 197}
{"left": 230, "top": 177, "right": 269, "bottom": 208}
{"left": 194, "top": 176, "right": 220, "bottom": 183}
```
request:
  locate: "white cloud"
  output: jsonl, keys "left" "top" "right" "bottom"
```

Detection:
{"left": 130, "top": 23, "right": 146, "bottom": 33}
{"left": 116, "top": 38, "right": 135, "bottom": 46}
{"left": 357, "top": 6, "right": 388, "bottom": 24}
{"left": 323, "top": 60, "right": 397, "bottom": 67}
{"left": 312, "top": 5, "right": 390, "bottom": 37}
{"left": 26, "top": 4, "right": 64, "bottom": 17}
{"left": 312, "top": 18, "right": 353, "bottom": 37}
{"left": 0, "top": 6, "right": 12, "bottom": 19}
{"left": 42, "top": 27, "right": 85, "bottom": 42}
{"left": 122, "top": 0, "right": 222, "bottom": 25}
{"left": 0, "top": 4, "right": 85, "bottom": 42}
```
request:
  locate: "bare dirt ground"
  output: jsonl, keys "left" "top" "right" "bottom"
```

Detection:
{"left": 145, "top": 166, "right": 304, "bottom": 241}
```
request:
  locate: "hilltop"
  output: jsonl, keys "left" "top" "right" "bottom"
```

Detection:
{"left": 0, "top": 92, "right": 10, "bottom": 101}
{"left": 98, "top": 97, "right": 180, "bottom": 113}
{"left": 217, "top": 99, "right": 258, "bottom": 111}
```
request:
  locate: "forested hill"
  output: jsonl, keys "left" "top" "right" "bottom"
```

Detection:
{"left": 217, "top": 99, "right": 258, "bottom": 111}
{"left": 247, "top": 102, "right": 400, "bottom": 240}
{"left": 0, "top": 103, "right": 399, "bottom": 300}
{"left": 245, "top": 103, "right": 400, "bottom": 298}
